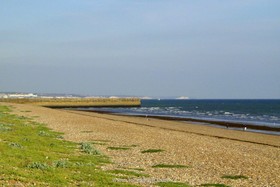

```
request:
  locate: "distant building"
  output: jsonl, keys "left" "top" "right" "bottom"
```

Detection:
{"left": 1, "top": 93, "right": 38, "bottom": 98}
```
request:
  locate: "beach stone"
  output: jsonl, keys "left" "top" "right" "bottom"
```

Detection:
{"left": 6, "top": 102, "right": 280, "bottom": 187}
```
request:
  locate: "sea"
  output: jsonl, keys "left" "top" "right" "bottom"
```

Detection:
{"left": 77, "top": 99, "right": 280, "bottom": 135}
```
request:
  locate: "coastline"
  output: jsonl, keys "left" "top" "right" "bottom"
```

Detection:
{"left": 74, "top": 109, "right": 280, "bottom": 136}
{"left": 4, "top": 103, "right": 280, "bottom": 186}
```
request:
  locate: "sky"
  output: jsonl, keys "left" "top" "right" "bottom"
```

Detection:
{"left": 1, "top": 0, "right": 280, "bottom": 99}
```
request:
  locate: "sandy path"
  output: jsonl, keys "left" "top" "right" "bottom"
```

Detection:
{"left": 4, "top": 103, "right": 280, "bottom": 187}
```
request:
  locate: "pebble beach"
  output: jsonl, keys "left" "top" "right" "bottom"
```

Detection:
{"left": 7, "top": 103, "right": 280, "bottom": 187}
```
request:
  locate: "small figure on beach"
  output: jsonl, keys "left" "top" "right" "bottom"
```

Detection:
{"left": 243, "top": 125, "right": 247, "bottom": 131}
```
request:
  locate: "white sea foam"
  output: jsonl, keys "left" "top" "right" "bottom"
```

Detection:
{"left": 88, "top": 100, "right": 280, "bottom": 129}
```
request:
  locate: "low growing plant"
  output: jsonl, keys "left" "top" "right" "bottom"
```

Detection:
{"left": 221, "top": 175, "right": 248, "bottom": 180}
{"left": 107, "top": 146, "right": 131, "bottom": 150}
{"left": 9, "top": 142, "right": 23, "bottom": 148}
{"left": 152, "top": 164, "right": 188, "bottom": 168}
{"left": 53, "top": 160, "right": 68, "bottom": 168}
{"left": 38, "top": 130, "right": 50, "bottom": 136}
{"left": 27, "top": 162, "right": 50, "bottom": 170}
{"left": 141, "top": 149, "right": 164, "bottom": 153}
{"left": 81, "top": 142, "right": 100, "bottom": 155}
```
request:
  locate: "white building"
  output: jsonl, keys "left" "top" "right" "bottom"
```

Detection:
{"left": 3, "top": 93, "right": 38, "bottom": 98}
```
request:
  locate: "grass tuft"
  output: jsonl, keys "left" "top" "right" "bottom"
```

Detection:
{"left": 9, "top": 142, "right": 23, "bottom": 148}
{"left": 152, "top": 164, "right": 188, "bottom": 168}
{"left": 52, "top": 160, "right": 68, "bottom": 168}
{"left": 27, "top": 162, "right": 50, "bottom": 170}
{"left": 80, "top": 142, "right": 100, "bottom": 155}
{"left": 38, "top": 130, "right": 50, "bottom": 136}
{"left": 221, "top": 175, "right": 248, "bottom": 180}
{"left": 107, "top": 146, "right": 131, "bottom": 150}
{"left": 141, "top": 149, "right": 164, "bottom": 153}
{"left": 56, "top": 135, "right": 64, "bottom": 139}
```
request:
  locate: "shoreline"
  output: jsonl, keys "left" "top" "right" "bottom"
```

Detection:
{"left": 64, "top": 109, "right": 280, "bottom": 148}
{"left": 73, "top": 109, "right": 280, "bottom": 135}
{"left": 5, "top": 103, "right": 280, "bottom": 186}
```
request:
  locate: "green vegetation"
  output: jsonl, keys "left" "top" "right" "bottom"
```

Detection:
{"left": 0, "top": 105, "right": 137, "bottom": 186}
{"left": 156, "top": 181, "right": 191, "bottom": 187}
{"left": 200, "top": 184, "right": 230, "bottom": 187}
{"left": 141, "top": 149, "right": 164, "bottom": 153}
{"left": 221, "top": 175, "right": 248, "bottom": 180}
{"left": 52, "top": 160, "right": 68, "bottom": 168}
{"left": 152, "top": 164, "right": 188, "bottom": 168}
{"left": 27, "top": 162, "right": 50, "bottom": 170}
{"left": 107, "top": 146, "right": 131, "bottom": 150}
{"left": 80, "top": 142, "right": 100, "bottom": 155}
{"left": 0, "top": 124, "right": 12, "bottom": 132}
{"left": 9, "top": 142, "right": 23, "bottom": 148}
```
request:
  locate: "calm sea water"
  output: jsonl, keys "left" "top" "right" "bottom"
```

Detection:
{"left": 83, "top": 99, "right": 280, "bottom": 128}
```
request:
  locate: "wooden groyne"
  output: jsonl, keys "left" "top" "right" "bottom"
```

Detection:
{"left": 0, "top": 98, "right": 141, "bottom": 108}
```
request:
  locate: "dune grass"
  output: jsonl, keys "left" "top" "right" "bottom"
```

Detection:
{"left": 0, "top": 105, "right": 136, "bottom": 186}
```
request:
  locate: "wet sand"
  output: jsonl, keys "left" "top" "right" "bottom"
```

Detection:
{"left": 4, "top": 103, "right": 280, "bottom": 187}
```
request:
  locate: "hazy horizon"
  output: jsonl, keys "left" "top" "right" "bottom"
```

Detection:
{"left": 1, "top": 91, "right": 280, "bottom": 100}
{"left": 1, "top": 1, "right": 280, "bottom": 99}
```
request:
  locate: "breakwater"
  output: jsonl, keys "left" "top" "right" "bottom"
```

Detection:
{"left": 0, "top": 98, "right": 141, "bottom": 108}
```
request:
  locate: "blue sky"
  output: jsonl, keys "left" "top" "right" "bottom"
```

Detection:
{"left": 1, "top": 0, "right": 279, "bottom": 98}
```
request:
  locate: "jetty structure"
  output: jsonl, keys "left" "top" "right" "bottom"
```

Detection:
{"left": 0, "top": 97, "right": 141, "bottom": 108}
